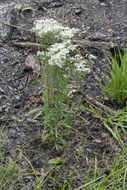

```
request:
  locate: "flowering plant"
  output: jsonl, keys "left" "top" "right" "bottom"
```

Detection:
{"left": 31, "top": 18, "right": 91, "bottom": 149}
{"left": 33, "top": 19, "right": 79, "bottom": 42}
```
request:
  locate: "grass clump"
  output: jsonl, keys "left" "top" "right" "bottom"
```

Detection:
{"left": 0, "top": 148, "right": 40, "bottom": 190}
{"left": 102, "top": 47, "right": 127, "bottom": 105}
{"left": 1, "top": 147, "right": 127, "bottom": 190}
{"left": 81, "top": 149, "right": 127, "bottom": 190}
{"left": 81, "top": 104, "right": 127, "bottom": 149}
{"left": 33, "top": 150, "right": 127, "bottom": 190}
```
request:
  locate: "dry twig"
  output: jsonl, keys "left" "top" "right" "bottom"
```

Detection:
{"left": 0, "top": 19, "right": 33, "bottom": 33}
{"left": 74, "top": 175, "right": 105, "bottom": 190}
{"left": 12, "top": 41, "right": 41, "bottom": 49}
{"left": 81, "top": 92, "right": 116, "bottom": 115}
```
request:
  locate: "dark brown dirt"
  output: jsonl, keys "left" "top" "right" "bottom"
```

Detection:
{"left": 0, "top": 0, "right": 127, "bottom": 189}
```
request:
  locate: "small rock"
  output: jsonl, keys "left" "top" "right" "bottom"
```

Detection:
{"left": 15, "top": 95, "right": 20, "bottom": 100}
{"left": 66, "top": 0, "right": 76, "bottom": 4}
{"left": 39, "top": 1, "right": 50, "bottom": 8}
{"left": 70, "top": 141, "right": 78, "bottom": 148}
{"left": 23, "top": 66, "right": 33, "bottom": 74}
{"left": 75, "top": 8, "right": 82, "bottom": 16}
{"left": 51, "top": 1, "right": 63, "bottom": 8}
{"left": 101, "top": 132, "right": 109, "bottom": 138}
{"left": 80, "top": 30, "right": 87, "bottom": 39}
{"left": 25, "top": 54, "right": 41, "bottom": 73}
{"left": 39, "top": 0, "right": 63, "bottom": 8}
{"left": 0, "top": 87, "right": 5, "bottom": 93}
{"left": 93, "top": 139, "right": 102, "bottom": 143}
{"left": 1, "top": 6, "right": 19, "bottom": 41}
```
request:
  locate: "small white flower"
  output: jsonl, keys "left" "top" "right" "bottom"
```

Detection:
{"left": 37, "top": 51, "right": 45, "bottom": 56}
{"left": 86, "top": 54, "right": 96, "bottom": 60}
{"left": 60, "top": 27, "right": 78, "bottom": 39}
{"left": 44, "top": 41, "right": 78, "bottom": 67}
{"left": 74, "top": 62, "right": 90, "bottom": 73}
{"left": 74, "top": 54, "right": 84, "bottom": 60}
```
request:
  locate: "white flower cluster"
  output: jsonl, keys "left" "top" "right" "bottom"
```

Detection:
{"left": 86, "top": 54, "right": 97, "bottom": 60}
{"left": 37, "top": 40, "right": 77, "bottom": 68}
{"left": 34, "top": 18, "right": 91, "bottom": 73}
{"left": 33, "top": 19, "right": 78, "bottom": 40}
{"left": 74, "top": 62, "right": 90, "bottom": 72}
{"left": 74, "top": 55, "right": 90, "bottom": 73}
{"left": 46, "top": 40, "right": 77, "bottom": 68}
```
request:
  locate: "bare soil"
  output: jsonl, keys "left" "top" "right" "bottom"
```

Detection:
{"left": 0, "top": 0, "right": 127, "bottom": 189}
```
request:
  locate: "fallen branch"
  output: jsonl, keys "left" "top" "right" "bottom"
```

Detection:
{"left": 0, "top": 76, "right": 17, "bottom": 93}
{"left": 80, "top": 92, "right": 117, "bottom": 115}
{"left": 73, "top": 39, "right": 117, "bottom": 53}
{"left": 0, "top": 19, "right": 33, "bottom": 33}
{"left": 12, "top": 41, "right": 41, "bottom": 49}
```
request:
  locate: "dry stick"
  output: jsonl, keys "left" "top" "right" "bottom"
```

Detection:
{"left": 0, "top": 20, "right": 33, "bottom": 33}
{"left": 73, "top": 39, "right": 107, "bottom": 67}
{"left": 0, "top": 76, "right": 17, "bottom": 93}
{"left": 0, "top": 58, "right": 19, "bottom": 73}
{"left": 12, "top": 41, "right": 41, "bottom": 49}
{"left": 101, "top": 22, "right": 127, "bottom": 30}
{"left": 74, "top": 175, "right": 105, "bottom": 190}
{"left": 81, "top": 92, "right": 117, "bottom": 115}
{"left": 73, "top": 39, "right": 117, "bottom": 53}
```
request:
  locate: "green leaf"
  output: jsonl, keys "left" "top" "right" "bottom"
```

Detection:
{"left": 17, "top": 3, "right": 22, "bottom": 10}
{"left": 42, "top": 134, "right": 50, "bottom": 143}
{"left": 28, "top": 107, "right": 43, "bottom": 114}
{"left": 34, "top": 111, "right": 43, "bottom": 119}
{"left": 33, "top": 185, "right": 40, "bottom": 190}
{"left": 104, "top": 122, "right": 118, "bottom": 141}
{"left": 48, "top": 157, "right": 62, "bottom": 165}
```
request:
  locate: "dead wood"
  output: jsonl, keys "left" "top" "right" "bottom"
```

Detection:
{"left": 12, "top": 41, "right": 41, "bottom": 49}
{"left": 80, "top": 92, "right": 117, "bottom": 115}
{"left": 73, "top": 39, "right": 117, "bottom": 53}
{"left": 0, "top": 19, "right": 33, "bottom": 32}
